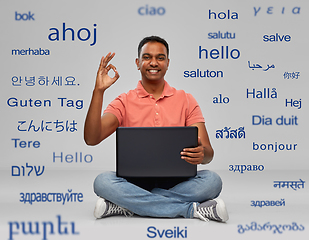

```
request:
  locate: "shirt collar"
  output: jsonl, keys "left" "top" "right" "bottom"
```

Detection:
{"left": 136, "top": 80, "right": 174, "bottom": 98}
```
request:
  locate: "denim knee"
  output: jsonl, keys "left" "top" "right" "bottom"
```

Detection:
{"left": 197, "top": 170, "right": 223, "bottom": 199}
{"left": 208, "top": 170, "right": 222, "bottom": 198}
{"left": 93, "top": 171, "right": 116, "bottom": 197}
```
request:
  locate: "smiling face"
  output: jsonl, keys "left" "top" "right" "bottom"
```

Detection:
{"left": 135, "top": 41, "right": 169, "bottom": 83}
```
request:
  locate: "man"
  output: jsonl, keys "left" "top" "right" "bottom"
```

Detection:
{"left": 84, "top": 36, "right": 228, "bottom": 222}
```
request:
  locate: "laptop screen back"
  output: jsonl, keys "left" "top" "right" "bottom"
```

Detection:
{"left": 116, "top": 127, "right": 198, "bottom": 178}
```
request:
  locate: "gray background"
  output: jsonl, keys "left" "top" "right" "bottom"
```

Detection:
{"left": 1, "top": 0, "right": 308, "bottom": 239}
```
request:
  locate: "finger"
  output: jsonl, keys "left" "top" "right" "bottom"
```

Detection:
{"left": 110, "top": 64, "right": 120, "bottom": 81}
{"left": 98, "top": 56, "right": 106, "bottom": 71}
{"left": 100, "top": 52, "right": 111, "bottom": 68}
{"left": 182, "top": 157, "right": 200, "bottom": 165}
{"left": 106, "top": 64, "right": 117, "bottom": 73}
{"left": 109, "top": 64, "right": 116, "bottom": 71}
{"left": 106, "top": 64, "right": 120, "bottom": 81}
{"left": 181, "top": 152, "right": 202, "bottom": 159}
{"left": 113, "top": 69, "right": 120, "bottom": 81}
{"left": 181, "top": 148, "right": 204, "bottom": 159}
{"left": 103, "top": 52, "right": 115, "bottom": 67}
{"left": 182, "top": 137, "right": 202, "bottom": 152}
{"left": 182, "top": 147, "right": 201, "bottom": 153}
{"left": 107, "top": 52, "right": 115, "bottom": 61}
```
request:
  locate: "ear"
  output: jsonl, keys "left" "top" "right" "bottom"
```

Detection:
{"left": 135, "top": 58, "right": 140, "bottom": 70}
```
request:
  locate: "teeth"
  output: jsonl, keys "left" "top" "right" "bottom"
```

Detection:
{"left": 149, "top": 70, "right": 158, "bottom": 73}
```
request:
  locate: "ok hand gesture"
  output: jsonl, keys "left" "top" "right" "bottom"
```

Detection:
{"left": 95, "top": 52, "right": 120, "bottom": 91}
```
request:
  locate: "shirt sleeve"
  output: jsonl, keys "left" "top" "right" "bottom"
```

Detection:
{"left": 185, "top": 93, "right": 205, "bottom": 126}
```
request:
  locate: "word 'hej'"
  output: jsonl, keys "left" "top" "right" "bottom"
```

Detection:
{"left": 285, "top": 99, "right": 301, "bottom": 109}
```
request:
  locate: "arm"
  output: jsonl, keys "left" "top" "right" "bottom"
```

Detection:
{"left": 84, "top": 53, "right": 120, "bottom": 146}
{"left": 180, "top": 122, "right": 214, "bottom": 165}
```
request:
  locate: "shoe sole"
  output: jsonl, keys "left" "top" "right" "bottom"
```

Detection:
{"left": 94, "top": 198, "right": 106, "bottom": 219}
{"left": 215, "top": 198, "right": 229, "bottom": 222}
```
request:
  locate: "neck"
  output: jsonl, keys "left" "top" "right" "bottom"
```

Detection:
{"left": 141, "top": 79, "right": 165, "bottom": 99}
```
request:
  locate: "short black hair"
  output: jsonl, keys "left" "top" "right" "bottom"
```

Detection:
{"left": 137, "top": 36, "right": 169, "bottom": 58}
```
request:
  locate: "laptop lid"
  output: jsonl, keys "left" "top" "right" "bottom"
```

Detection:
{"left": 116, "top": 127, "right": 198, "bottom": 178}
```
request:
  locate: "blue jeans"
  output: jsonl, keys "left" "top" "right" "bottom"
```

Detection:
{"left": 93, "top": 170, "right": 222, "bottom": 218}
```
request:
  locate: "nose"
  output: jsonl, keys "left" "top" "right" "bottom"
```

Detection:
{"left": 150, "top": 57, "right": 158, "bottom": 67}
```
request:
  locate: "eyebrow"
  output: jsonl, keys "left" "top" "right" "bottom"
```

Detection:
{"left": 142, "top": 53, "right": 166, "bottom": 58}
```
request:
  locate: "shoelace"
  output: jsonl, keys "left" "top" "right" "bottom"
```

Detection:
{"left": 106, "top": 202, "right": 133, "bottom": 217}
{"left": 198, "top": 205, "right": 216, "bottom": 220}
{"left": 193, "top": 202, "right": 217, "bottom": 222}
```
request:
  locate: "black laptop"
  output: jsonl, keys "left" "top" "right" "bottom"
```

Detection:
{"left": 116, "top": 127, "right": 198, "bottom": 178}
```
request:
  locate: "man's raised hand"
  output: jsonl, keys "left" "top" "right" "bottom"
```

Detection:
{"left": 95, "top": 52, "right": 120, "bottom": 91}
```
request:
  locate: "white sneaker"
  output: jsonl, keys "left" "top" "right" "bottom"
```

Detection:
{"left": 94, "top": 198, "right": 134, "bottom": 219}
{"left": 193, "top": 198, "right": 229, "bottom": 222}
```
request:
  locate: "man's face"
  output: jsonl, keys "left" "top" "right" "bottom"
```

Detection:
{"left": 136, "top": 41, "right": 169, "bottom": 82}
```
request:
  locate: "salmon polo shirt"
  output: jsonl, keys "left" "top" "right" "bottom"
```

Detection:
{"left": 104, "top": 81, "right": 205, "bottom": 127}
